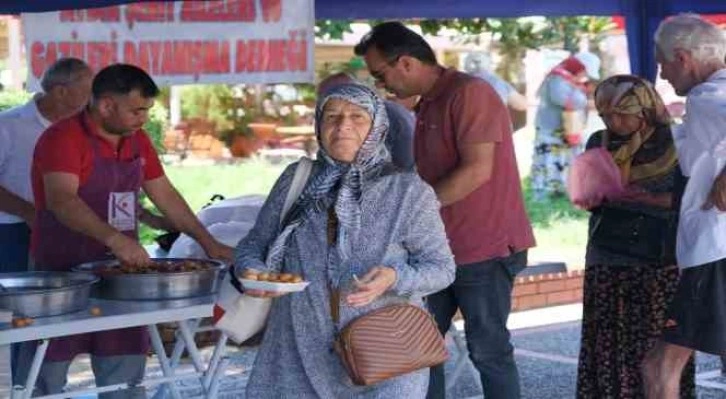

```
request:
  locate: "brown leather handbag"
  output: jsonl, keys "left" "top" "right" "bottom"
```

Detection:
{"left": 330, "top": 299, "right": 449, "bottom": 386}
{"left": 326, "top": 208, "right": 448, "bottom": 386}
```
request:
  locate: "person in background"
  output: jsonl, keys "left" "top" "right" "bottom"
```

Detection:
{"left": 576, "top": 74, "right": 694, "bottom": 398}
{"left": 355, "top": 22, "right": 535, "bottom": 399}
{"left": 463, "top": 52, "right": 528, "bottom": 112}
{"left": 317, "top": 72, "right": 416, "bottom": 170}
{"left": 0, "top": 58, "right": 92, "bottom": 271}
{"left": 17, "top": 64, "right": 233, "bottom": 398}
{"left": 642, "top": 14, "right": 726, "bottom": 399}
{"left": 236, "top": 83, "right": 455, "bottom": 398}
{"left": 531, "top": 52, "right": 600, "bottom": 201}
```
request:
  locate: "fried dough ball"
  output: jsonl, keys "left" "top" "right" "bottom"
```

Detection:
{"left": 12, "top": 318, "right": 28, "bottom": 328}
{"left": 239, "top": 269, "right": 304, "bottom": 284}
{"left": 107, "top": 260, "right": 213, "bottom": 274}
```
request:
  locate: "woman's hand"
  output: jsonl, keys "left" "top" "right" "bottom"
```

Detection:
{"left": 617, "top": 186, "right": 647, "bottom": 202}
{"left": 618, "top": 186, "right": 672, "bottom": 208}
{"left": 703, "top": 168, "right": 726, "bottom": 211}
{"left": 345, "top": 266, "right": 397, "bottom": 307}
{"left": 574, "top": 197, "right": 603, "bottom": 211}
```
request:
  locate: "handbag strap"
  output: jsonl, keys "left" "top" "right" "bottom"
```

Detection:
{"left": 601, "top": 130, "right": 610, "bottom": 149}
{"left": 327, "top": 207, "right": 341, "bottom": 325}
{"left": 280, "top": 157, "right": 313, "bottom": 227}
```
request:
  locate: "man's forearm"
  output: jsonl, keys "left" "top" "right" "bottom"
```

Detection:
{"left": 433, "top": 167, "right": 491, "bottom": 207}
{"left": 49, "top": 196, "right": 119, "bottom": 246}
{"left": 139, "top": 209, "right": 177, "bottom": 231}
{"left": 0, "top": 186, "right": 35, "bottom": 223}
{"left": 152, "top": 189, "right": 214, "bottom": 247}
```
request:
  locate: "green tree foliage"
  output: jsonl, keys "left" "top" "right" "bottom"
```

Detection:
{"left": 315, "top": 17, "right": 615, "bottom": 85}
{"left": 143, "top": 102, "right": 169, "bottom": 153}
{"left": 0, "top": 90, "right": 32, "bottom": 112}
{"left": 180, "top": 84, "right": 235, "bottom": 132}
{"left": 315, "top": 20, "right": 355, "bottom": 40}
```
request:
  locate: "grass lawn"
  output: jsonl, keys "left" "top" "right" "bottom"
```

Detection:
{"left": 143, "top": 158, "right": 589, "bottom": 269}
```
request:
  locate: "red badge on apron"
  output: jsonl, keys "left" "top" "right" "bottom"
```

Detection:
{"left": 108, "top": 192, "right": 136, "bottom": 232}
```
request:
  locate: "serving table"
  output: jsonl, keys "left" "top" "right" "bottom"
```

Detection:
{"left": 1, "top": 295, "right": 230, "bottom": 399}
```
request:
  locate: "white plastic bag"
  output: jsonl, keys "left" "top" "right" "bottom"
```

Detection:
{"left": 213, "top": 272, "right": 271, "bottom": 344}
{"left": 197, "top": 195, "right": 266, "bottom": 226}
{"left": 168, "top": 221, "right": 254, "bottom": 259}
{"left": 212, "top": 158, "right": 313, "bottom": 344}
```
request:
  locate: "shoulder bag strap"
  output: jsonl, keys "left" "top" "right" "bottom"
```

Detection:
{"left": 601, "top": 130, "right": 610, "bottom": 149}
{"left": 280, "top": 157, "right": 313, "bottom": 227}
{"left": 327, "top": 207, "right": 341, "bottom": 325}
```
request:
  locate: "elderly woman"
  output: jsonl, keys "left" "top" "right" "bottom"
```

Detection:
{"left": 576, "top": 75, "right": 694, "bottom": 398}
{"left": 235, "top": 83, "right": 455, "bottom": 398}
{"left": 531, "top": 52, "right": 600, "bottom": 201}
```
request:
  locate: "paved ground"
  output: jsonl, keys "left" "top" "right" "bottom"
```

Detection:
{"left": 60, "top": 303, "right": 726, "bottom": 398}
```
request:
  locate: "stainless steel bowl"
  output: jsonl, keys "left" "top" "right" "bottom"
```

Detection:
{"left": 73, "top": 258, "right": 226, "bottom": 300}
{"left": 0, "top": 272, "right": 98, "bottom": 317}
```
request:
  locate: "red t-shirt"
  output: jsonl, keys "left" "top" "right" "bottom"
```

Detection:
{"left": 31, "top": 110, "right": 165, "bottom": 211}
{"left": 414, "top": 68, "right": 535, "bottom": 265}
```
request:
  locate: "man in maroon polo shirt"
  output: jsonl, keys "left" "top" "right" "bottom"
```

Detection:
{"left": 356, "top": 22, "right": 535, "bottom": 399}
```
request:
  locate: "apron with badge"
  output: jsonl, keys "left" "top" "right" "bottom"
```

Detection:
{"left": 34, "top": 113, "right": 150, "bottom": 362}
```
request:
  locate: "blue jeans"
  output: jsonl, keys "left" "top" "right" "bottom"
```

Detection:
{"left": 0, "top": 222, "right": 30, "bottom": 272}
{"left": 427, "top": 250, "right": 527, "bottom": 399}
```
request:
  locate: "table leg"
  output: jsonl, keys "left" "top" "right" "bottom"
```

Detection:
{"left": 147, "top": 325, "right": 183, "bottom": 399}
{"left": 203, "top": 333, "right": 228, "bottom": 391}
{"left": 171, "top": 321, "right": 229, "bottom": 397}
{"left": 153, "top": 318, "right": 202, "bottom": 399}
{"left": 14, "top": 340, "right": 49, "bottom": 399}
{"left": 176, "top": 320, "right": 206, "bottom": 373}
{"left": 175, "top": 320, "right": 209, "bottom": 395}
{"left": 207, "top": 356, "right": 230, "bottom": 399}
{"left": 170, "top": 319, "right": 201, "bottom": 369}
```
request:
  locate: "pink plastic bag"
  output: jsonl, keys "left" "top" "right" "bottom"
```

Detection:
{"left": 567, "top": 147, "right": 625, "bottom": 208}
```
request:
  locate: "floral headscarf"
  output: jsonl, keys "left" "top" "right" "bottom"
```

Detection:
{"left": 594, "top": 74, "right": 676, "bottom": 183}
{"left": 265, "top": 83, "right": 391, "bottom": 270}
{"left": 548, "top": 56, "right": 587, "bottom": 88}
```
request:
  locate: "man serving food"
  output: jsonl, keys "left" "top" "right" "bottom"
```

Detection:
{"left": 16, "top": 64, "right": 233, "bottom": 398}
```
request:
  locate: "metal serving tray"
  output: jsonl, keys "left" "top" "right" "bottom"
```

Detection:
{"left": 73, "top": 258, "right": 225, "bottom": 301}
{"left": 0, "top": 272, "right": 98, "bottom": 317}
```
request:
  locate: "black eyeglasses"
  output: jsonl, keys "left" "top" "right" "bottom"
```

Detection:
{"left": 369, "top": 56, "right": 401, "bottom": 83}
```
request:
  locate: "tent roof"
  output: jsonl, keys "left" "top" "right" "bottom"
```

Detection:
{"left": 1, "top": 0, "right": 723, "bottom": 19}
{"left": 0, "top": 0, "right": 622, "bottom": 18}
{"left": 2, "top": 0, "right": 726, "bottom": 81}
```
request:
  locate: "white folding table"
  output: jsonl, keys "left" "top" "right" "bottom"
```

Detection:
{"left": 0, "top": 296, "right": 230, "bottom": 399}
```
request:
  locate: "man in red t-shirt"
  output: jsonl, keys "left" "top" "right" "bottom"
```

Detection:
{"left": 20, "top": 64, "right": 233, "bottom": 398}
{"left": 357, "top": 22, "right": 535, "bottom": 399}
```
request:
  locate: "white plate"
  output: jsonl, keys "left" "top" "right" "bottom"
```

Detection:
{"left": 240, "top": 279, "right": 310, "bottom": 293}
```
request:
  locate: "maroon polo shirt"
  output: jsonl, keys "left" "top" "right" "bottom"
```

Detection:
{"left": 414, "top": 68, "right": 535, "bottom": 265}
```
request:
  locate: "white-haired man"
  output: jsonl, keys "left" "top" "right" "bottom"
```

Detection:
{"left": 642, "top": 14, "right": 726, "bottom": 399}
{"left": 0, "top": 58, "right": 92, "bottom": 271}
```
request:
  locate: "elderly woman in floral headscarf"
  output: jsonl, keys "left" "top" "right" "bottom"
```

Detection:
{"left": 576, "top": 75, "right": 695, "bottom": 399}
{"left": 234, "top": 83, "right": 455, "bottom": 398}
